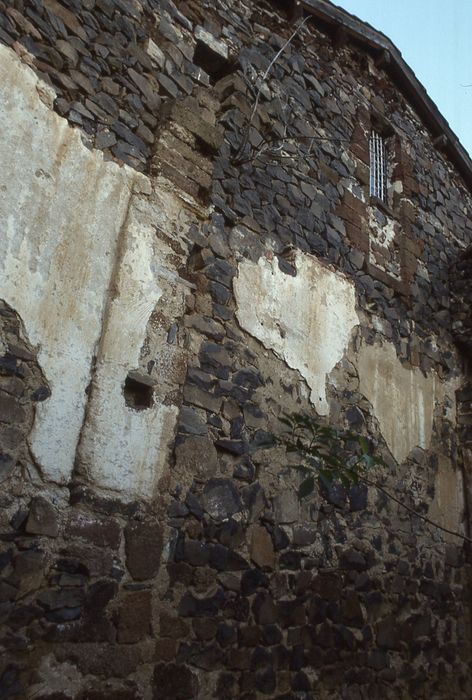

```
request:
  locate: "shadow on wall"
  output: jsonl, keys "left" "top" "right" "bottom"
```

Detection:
{"left": 0, "top": 299, "right": 50, "bottom": 485}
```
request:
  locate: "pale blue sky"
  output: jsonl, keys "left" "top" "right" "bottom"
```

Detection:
{"left": 336, "top": 0, "right": 472, "bottom": 157}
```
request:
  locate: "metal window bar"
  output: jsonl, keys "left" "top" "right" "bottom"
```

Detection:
{"left": 369, "top": 131, "right": 387, "bottom": 202}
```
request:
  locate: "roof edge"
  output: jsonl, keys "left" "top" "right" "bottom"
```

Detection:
{"left": 299, "top": 0, "right": 472, "bottom": 193}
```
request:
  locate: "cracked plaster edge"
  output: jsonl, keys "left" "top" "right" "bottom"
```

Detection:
{"left": 234, "top": 251, "right": 360, "bottom": 416}
{"left": 0, "top": 41, "right": 154, "bottom": 485}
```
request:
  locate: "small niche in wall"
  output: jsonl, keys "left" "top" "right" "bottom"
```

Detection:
{"left": 193, "top": 26, "right": 233, "bottom": 83}
{"left": 123, "top": 371, "right": 154, "bottom": 410}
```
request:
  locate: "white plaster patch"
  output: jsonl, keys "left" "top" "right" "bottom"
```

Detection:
{"left": 357, "top": 341, "right": 442, "bottom": 463}
{"left": 429, "top": 455, "right": 465, "bottom": 539}
{"left": 76, "top": 211, "right": 183, "bottom": 499}
{"left": 0, "top": 44, "right": 137, "bottom": 484}
{"left": 234, "top": 252, "right": 359, "bottom": 414}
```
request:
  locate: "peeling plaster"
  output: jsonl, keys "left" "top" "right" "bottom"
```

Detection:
{"left": 357, "top": 341, "right": 456, "bottom": 463}
{"left": 0, "top": 44, "right": 139, "bottom": 484}
{"left": 234, "top": 252, "right": 359, "bottom": 414}
{"left": 429, "top": 456, "right": 465, "bottom": 539}
{"left": 76, "top": 192, "right": 188, "bottom": 500}
{"left": 0, "top": 45, "right": 187, "bottom": 499}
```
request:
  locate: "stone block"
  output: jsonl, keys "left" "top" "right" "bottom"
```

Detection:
{"left": 155, "top": 142, "right": 212, "bottom": 190}
{"left": 124, "top": 519, "right": 162, "bottom": 581}
{"left": 116, "top": 590, "right": 152, "bottom": 643}
{"left": 202, "top": 479, "right": 242, "bottom": 521}
{"left": 25, "top": 496, "right": 59, "bottom": 537}
{"left": 273, "top": 491, "right": 299, "bottom": 524}
{"left": 162, "top": 100, "right": 224, "bottom": 152}
{"left": 153, "top": 662, "right": 198, "bottom": 699}
{"left": 174, "top": 435, "right": 218, "bottom": 481}
{"left": 177, "top": 406, "right": 207, "bottom": 435}
{"left": 0, "top": 394, "right": 25, "bottom": 424}
{"left": 0, "top": 452, "right": 15, "bottom": 482}
{"left": 249, "top": 525, "right": 275, "bottom": 570}
{"left": 65, "top": 512, "right": 120, "bottom": 549}
{"left": 144, "top": 38, "right": 165, "bottom": 69}
{"left": 12, "top": 550, "right": 45, "bottom": 595}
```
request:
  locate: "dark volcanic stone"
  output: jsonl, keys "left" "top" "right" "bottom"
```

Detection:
{"left": 178, "top": 589, "right": 224, "bottom": 618}
{"left": 271, "top": 525, "right": 290, "bottom": 551}
{"left": 31, "top": 385, "right": 51, "bottom": 402}
{"left": 242, "top": 482, "right": 266, "bottom": 522}
{"left": 124, "top": 519, "right": 162, "bottom": 581}
{"left": 0, "top": 453, "right": 15, "bottom": 482}
{"left": 252, "top": 593, "right": 277, "bottom": 625}
{"left": 26, "top": 496, "right": 59, "bottom": 537}
{"left": 279, "top": 551, "right": 302, "bottom": 570}
{"left": 182, "top": 540, "right": 211, "bottom": 567}
{"left": 38, "top": 587, "right": 85, "bottom": 610}
{"left": 376, "top": 616, "right": 401, "bottom": 649}
{"left": 233, "top": 456, "right": 256, "bottom": 482}
{"left": 0, "top": 665, "right": 23, "bottom": 700}
{"left": 202, "top": 479, "right": 242, "bottom": 521}
{"left": 241, "top": 569, "right": 269, "bottom": 596}
{"left": 209, "top": 544, "right": 249, "bottom": 571}
{"left": 262, "top": 624, "right": 282, "bottom": 646}
{"left": 339, "top": 549, "right": 368, "bottom": 572}
{"left": 216, "top": 623, "right": 237, "bottom": 647}
{"left": 319, "top": 478, "right": 347, "bottom": 508}
{"left": 214, "top": 438, "right": 248, "bottom": 454}
{"left": 349, "top": 483, "right": 368, "bottom": 511}
{"left": 153, "top": 663, "right": 198, "bottom": 700}
{"left": 178, "top": 406, "right": 207, "bottom": 435}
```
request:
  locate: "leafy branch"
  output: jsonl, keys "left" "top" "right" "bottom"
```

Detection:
{"left": 278, "top": 412, "right": 472, "bottom": 544}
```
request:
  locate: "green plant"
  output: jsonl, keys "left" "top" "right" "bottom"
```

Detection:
{"left": 277, "top": 411, "right": 472, "bottom": 544}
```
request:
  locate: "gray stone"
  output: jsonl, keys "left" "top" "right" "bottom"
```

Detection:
{"left": 183, "top": 385, "right": 221, "bottom": 413}
{"left": 202, "top": 479, "right": 242, "bottom": 521}
{"left": 144, "top": 38, "right": 165, "bottom": 68}
{"left": 249, "top": 525, "right": 275, "bottom": 570}
{"left": 273, "top": 491, "right": 299, "bottom": 524}
{"left": 174, "top": 435, "right": 218, "bottom": 481}
{"left": 178, "top": 406, "right": 207, "bottom": 435}
{"left": 125, "top": 519, "right": 162, "bottom": 581}
{"left": 185, "top": 315, "right": 225, "bottom": 341}
{"left": 293, "top": 524, "right": 317, "bottom": 546}
{"left": 25, "top": 496, "right": 59, "bottom": 537}
{"left": 95, "top": 129, "right": 116, "bottom": 149}
{"left": 242, "top": 482, "right": 265, "bottom": 522}
{"left": 37, "top": 587, "right": 84, "bottom": 610}
{"left": 0, "top": 452, "right": 15, "bottom": 483}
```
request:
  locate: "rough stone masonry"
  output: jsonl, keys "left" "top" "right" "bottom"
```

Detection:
{"left": 0, "top": 0, "right": 472, "bottom": 698}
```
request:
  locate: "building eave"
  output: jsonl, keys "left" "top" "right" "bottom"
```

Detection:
{"left": 300, "top": 0, "right": 472, "bottom": 193}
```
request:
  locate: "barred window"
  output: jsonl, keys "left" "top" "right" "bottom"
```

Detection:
{"left": 369, "top": 130, "right": 388, "bottom": 202}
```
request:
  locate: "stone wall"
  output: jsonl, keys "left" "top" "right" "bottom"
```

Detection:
{"left": 1, "top": 1, "right": 472, "bottom": 698}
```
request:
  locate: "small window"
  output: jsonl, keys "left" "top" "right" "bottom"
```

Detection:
{"left": 369, "top": 130, "right": 388, "bottom": 202}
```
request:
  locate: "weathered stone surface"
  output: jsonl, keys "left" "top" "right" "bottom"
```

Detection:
{"left": 174, "top": 435, "right": 218, "bottom": 481}
{"left": 66, "top": 513, "right": 120, "bottom": 549}
{"left": 273, "top": 491, "right": 299, "bottom": 524}
{"left": 124, "top": 520, "right": 162, "bottom": 581}
{"left": 1, "top": 1, "right": 472, "bottom": 698}
{"left": 0, "top": 452, "right": 16, "bottom": 482}
{"left": 201, "top": 479, "right": 242, "bottom": 521}
{"left": 25, "top": 496, "right": 59, "bottom": 537}
{"left": 249, "top": 525, "right": 275, "bottom": 570}
{"left": 116, "top": 590, "right": 152, "bottom": 643}
{"left": 177, "top": 406, "right": 207, "bottom": 435}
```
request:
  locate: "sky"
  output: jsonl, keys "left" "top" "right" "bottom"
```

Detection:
{"left": 336, "top": 0, "right": 472, "bottom": 157}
